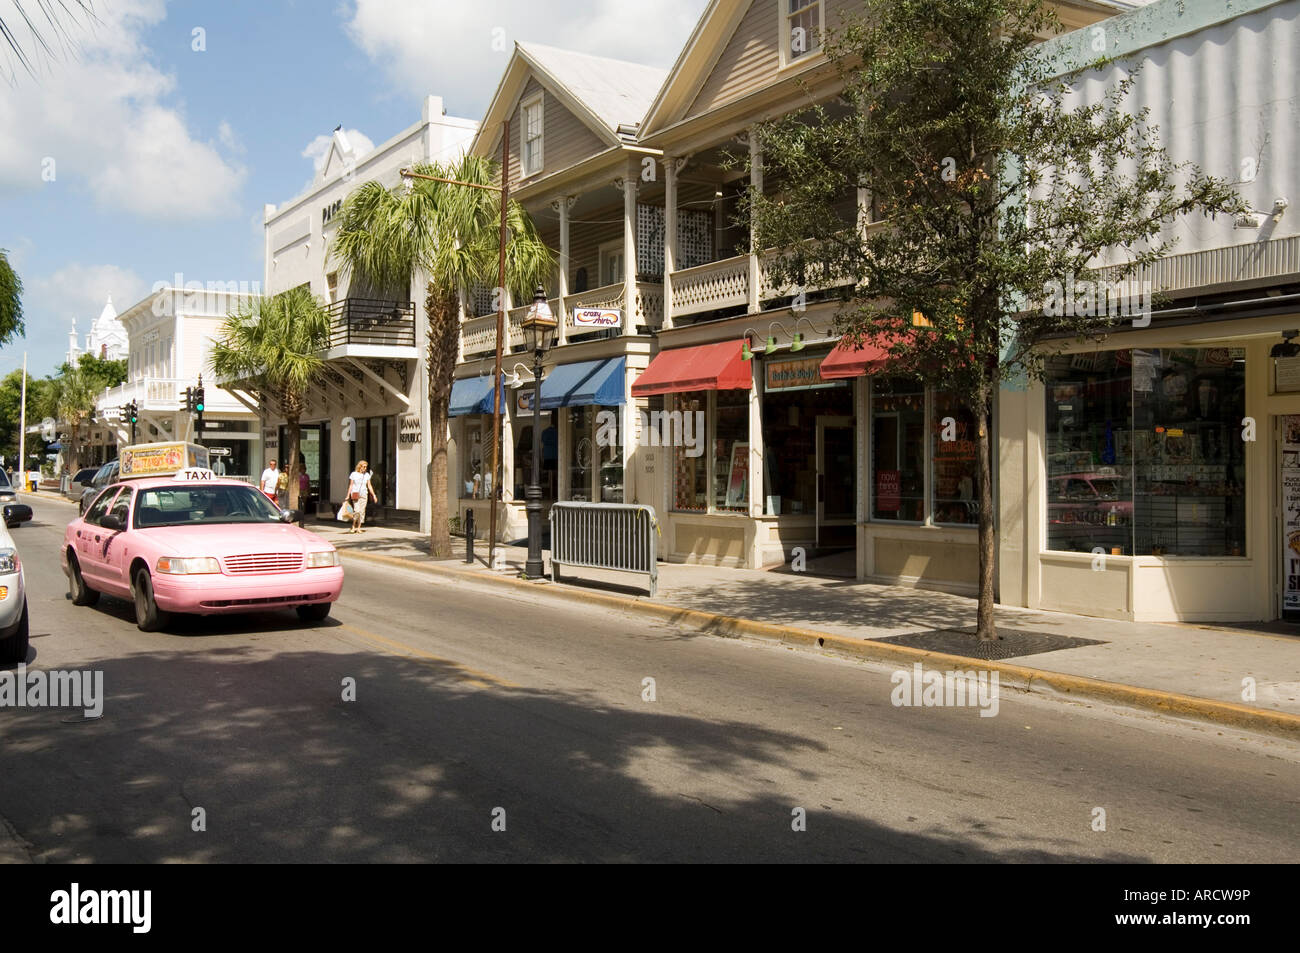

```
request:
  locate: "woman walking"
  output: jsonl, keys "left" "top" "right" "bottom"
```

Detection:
{"left": 346, "top": 460, "right": 378, "bottom": 534}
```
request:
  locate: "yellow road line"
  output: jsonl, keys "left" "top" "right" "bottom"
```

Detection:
{"left": 335, "top": 621, "right": 520, "bottom": 689}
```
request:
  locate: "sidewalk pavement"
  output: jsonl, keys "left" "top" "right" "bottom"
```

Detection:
{"left": 316, "top": 518, "right": 1300, "bottom": 736}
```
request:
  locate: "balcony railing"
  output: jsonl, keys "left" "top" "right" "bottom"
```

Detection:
{"left": 326, "top": 298, "right": 416, "bottom": 349}
{"left": 669, "top": 248, "right": 855, "bottom": 320}
{"left": 98, "top": 377, "right": 188, "bottom": 413}
{"left": 460, "top": 282, "right": 664, "bottom": 358}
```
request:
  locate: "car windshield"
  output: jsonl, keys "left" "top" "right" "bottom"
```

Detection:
{"left": 134, "top": 485, "right": 283, "bottom": 528}
{"left": 0, "top": 470, "right": 9, "bottom": 489}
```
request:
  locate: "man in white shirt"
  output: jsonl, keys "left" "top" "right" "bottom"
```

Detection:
{"left": 260, "top": 460, "right": 280, "bottom": 502}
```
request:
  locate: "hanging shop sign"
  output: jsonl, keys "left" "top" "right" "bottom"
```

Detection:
{"left": 399, "top": 413, "right": 421, "bottom": 445}
{"left": 571, "top": 308, "right": 621, "bottom": 329}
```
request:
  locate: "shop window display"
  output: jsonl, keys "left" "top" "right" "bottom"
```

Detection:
{"left": 871, "top": 378, "right": 926, "bottom": 521}
{"left": 714, "top": 390, "right": 749, "bottom": 513}
{"left": 1044, "top": 348, "right": 1245, "bottom": 557}
{"left": 567, "top": 407, "right": 593, "bottom": 501}
{"left": 673, "top": 392, "right": 708, "bottom": 511}
{"left": 932, "top": 393, "right": 979, "bottom": 525}
{"left": 461, "top": 419, "right": 488, "bottom": 498}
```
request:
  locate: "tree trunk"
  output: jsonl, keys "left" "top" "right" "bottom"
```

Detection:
{"left": 285, "top": 414, "right": 301, "bottom": 512}
{"left": 426, "top": 283, "right": 459, "bottom": 559}
{"left": 975, "top": 391, "right": 997, "bottom": 641}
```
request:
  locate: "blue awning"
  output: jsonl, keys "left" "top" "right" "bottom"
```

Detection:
{"left": 539, "top": 357, "right": 626, "bottom": 410}
{"left": 46, "top": 442, "right": 63, "bottom": 450}
{"left": 449, "top": 376, "right": 506, "bottom": 417}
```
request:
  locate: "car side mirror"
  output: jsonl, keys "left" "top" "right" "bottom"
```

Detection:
{"left": 100, "top": 513, "right": 124, "bottom": 531}
{"left": 280, "top": 508, "right": 302, "bottom": 523}
{"left": 3, "top": 503, "right": 31, "bottom": 525}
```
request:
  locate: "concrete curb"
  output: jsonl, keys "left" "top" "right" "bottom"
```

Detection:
{"left": 340, "top": 549, "right": 1300, "bottom": 741}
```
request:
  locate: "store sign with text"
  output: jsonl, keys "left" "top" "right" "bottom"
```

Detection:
{"left": 571, "top": 308, "right": 621, "bottom": 329}
{"left": 766, "top": 356, "right": 825, "bottom": 391}
{"left": 399, "top": 413, "right": 421, "bottom": 445}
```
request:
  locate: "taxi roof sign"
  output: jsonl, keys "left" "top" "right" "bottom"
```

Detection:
{"left": 119, "top": 442, "right": 210, "bottom": 480}
{"left": 174, "top": 467, "right": 217, "bottom": 482}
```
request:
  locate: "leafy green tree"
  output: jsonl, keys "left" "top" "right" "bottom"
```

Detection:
{"left": 332, "top": 155, "right": 554, "bottom": 558}
{"left": 210, "top": 286, "right": 331, "bottom": 511}
{"left": 45, "top": 363, "right": 96, "bottom": 472}
{"left": 750, "top": 0, "right": 1245, "bottom": 640}
{"left": 0, "top": 249, "right": 24, "bottom": 345}
{"left": 0, "top": 368, "right": 47, "bottom": 461}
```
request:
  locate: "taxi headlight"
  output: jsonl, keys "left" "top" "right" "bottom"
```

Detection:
{"left": 0, "top": 548, "right": 18, "bottom": 574}
{"left": 306, "top": 550, "right": 340, "bottom": 568}
{"left": 156, "top": 556, "right": 220, "bottom": 575}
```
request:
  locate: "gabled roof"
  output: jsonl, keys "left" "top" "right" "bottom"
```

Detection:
{"left": 639, "top": 0, "right": 1158, "bottom": 140}
{"left": 472, "top": 41, "right": 668, "bottom": 155}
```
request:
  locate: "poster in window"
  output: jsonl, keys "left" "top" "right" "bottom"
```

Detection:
{"left": 725, "top": 442, "right": 749, "bottom": 508}
{"left": 876, "top": 469, "right": 901, "bottom": 512}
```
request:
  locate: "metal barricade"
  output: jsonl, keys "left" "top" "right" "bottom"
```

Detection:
{"left": 549, "top": 502, "right": 658, "bottom": 597}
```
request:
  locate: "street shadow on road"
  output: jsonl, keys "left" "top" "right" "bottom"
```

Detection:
{"left": 0, "top": 643, "right": 1153, "bottom": 863}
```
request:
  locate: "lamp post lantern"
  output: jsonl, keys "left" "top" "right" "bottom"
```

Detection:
{"left": 520, "top": 284, "right": 556, "bottom": 579}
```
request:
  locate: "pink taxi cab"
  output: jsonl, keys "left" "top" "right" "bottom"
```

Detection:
{"left": 61, "top": 470, "right": 343, "bottom": 631}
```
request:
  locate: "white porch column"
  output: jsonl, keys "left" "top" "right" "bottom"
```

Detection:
{"left": 622, "top": 159, "right": 638, "bottom": 336}
{"left": 748, "top": 128, "right": 762, "bottom": 315}
{"left": 553, "top": 196, "right": 573, "bottom": 345}
{"left": 662, "top": 156, "right": 681, "bottom": 331}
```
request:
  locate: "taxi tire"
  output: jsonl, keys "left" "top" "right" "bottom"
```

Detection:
{"left": 296, "top": 602, "right": 331, "bottom": 623}
{"left": 133, "top": 569, "right": 171, "bottom": 632}
{"left": 68, "top": 555, "right": 99, "bottom": 607}
{"left": 0, "top": 601, "right": 27, "bottom": 664}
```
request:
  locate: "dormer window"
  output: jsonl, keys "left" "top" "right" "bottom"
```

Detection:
{"left": 521, "top": 92, "right": 544, "bottom": 176}
{"left": 781, "top": 0, "right": 823, "bottom": 65}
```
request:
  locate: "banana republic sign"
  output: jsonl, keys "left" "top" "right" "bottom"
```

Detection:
{"left": 399, "top": 413, "right": 421, "bottom": 445}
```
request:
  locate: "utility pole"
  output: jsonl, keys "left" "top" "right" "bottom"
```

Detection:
{"left": 17, "top": 352, "right": 26, "bottom": 488}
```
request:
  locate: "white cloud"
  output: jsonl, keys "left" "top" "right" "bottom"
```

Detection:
{"left": 23, "top": 262, "right": 148, "bottom": 342}
{"left": 0, "top": 0, "right": 245, "bottom": 219}
{"left": 343, "top": 0, "right": 707, "bottom": 115}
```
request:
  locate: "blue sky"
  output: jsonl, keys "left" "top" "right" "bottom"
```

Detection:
{"left": 0, "top": 0, "right": 706, "bottom": 380}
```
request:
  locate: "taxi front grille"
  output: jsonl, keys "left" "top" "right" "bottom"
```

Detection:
{"left": 223, "top": 553, "right": 303, "bottom": 574}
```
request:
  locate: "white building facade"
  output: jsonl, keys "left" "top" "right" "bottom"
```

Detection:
{"left": 250, "top": 95, "right": 478, "bottom": 524}
{"left": 96, "top": 286, "right": 262, "bottom": 477}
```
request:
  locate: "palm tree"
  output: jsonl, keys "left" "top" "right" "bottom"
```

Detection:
{"left": 1, "top": 1, "right": 96, "bottom": 83}
{"left": 332, "top": 154, "right": 554, "bottom": 558}
{"left": 0, "top": 248, "right": 23, "bottom": 345}
{"left": 44, "top": 362, "right": 94, "bottom": 473}
{"left": 210, "top": 287, "right": 331, "bottom": 512}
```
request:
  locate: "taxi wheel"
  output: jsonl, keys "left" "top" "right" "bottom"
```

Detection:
{"left": 133, "top": 569, "right": 171, "bottom": 632}
{"left": 0, "top": 601, "right": 27, "bottom": 664}
{"left": 296, "top": 602, "right": 331, "bottom": 623}
{"left": 68, "top": 555, "right": 100, "bottom": 607}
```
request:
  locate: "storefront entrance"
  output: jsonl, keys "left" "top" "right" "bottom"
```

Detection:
{"left": 817, "top": 416, "right": 855, "bottom": 550}
{"left": 1279, "top": 414, "right": 1300, "bottom": 621}
{"left": 279, "top": 423, "right": 331, "bottom": 512}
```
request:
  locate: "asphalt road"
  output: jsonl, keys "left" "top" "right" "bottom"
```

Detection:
{"left": 1, "top": 495, "right": 1297, "bottom": 863}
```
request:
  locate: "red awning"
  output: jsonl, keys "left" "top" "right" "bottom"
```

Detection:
{"left": 631, "top": 340, "right": 752, "bottom": 397}
{"left": 819, "top": 333, "right": 910, "bottom": 380}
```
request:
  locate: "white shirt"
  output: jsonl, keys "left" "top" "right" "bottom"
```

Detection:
{"left": 260, "top": 468, "right": 279, "bottom": 493}
{"left": 348, "top": 471, "right": 372, "bottom": 497}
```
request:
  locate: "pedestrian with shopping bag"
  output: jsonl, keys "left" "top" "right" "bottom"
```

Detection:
{"left": 345, "top": 460, "right": 378, "bottom": 534}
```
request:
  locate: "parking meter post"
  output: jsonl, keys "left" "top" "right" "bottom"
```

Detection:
{"left": 465, "top": 509, "right": 475, "bottom": 564}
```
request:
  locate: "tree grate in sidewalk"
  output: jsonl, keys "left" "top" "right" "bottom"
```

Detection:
{"left": 870, "top": 628, "right": 1107, "bottom": 660}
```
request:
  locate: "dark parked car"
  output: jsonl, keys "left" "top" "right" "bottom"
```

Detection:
{"left": 79, "top": 460, "right": 120, "bottom": 515}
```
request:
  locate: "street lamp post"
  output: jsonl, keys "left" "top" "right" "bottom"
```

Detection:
{"left": 520, "top": 285, "right": 556, "bottom": 579}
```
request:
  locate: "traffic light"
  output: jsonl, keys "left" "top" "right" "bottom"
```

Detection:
{"left": 182, "top": 387, "right": 193, "bottom": 414}
{"left": 193, "top": 383, "right": 205, "bottom": 414}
